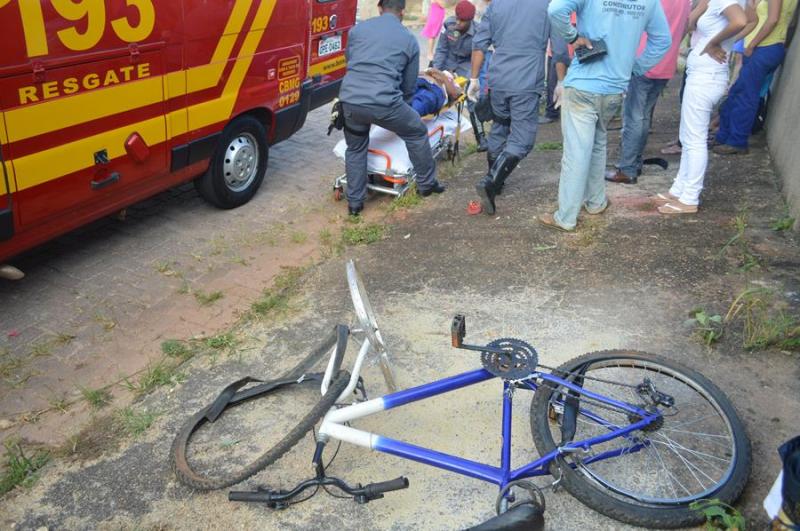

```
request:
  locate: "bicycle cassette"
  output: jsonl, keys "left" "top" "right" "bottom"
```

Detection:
{"left": 481, "top": 338, "right": 538, "bottom": 380}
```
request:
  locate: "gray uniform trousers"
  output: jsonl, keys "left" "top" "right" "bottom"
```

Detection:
{"left": 342, "top": 101, "right": 437, "bottom": 207}
{"left": 487, "top": 90, "right": 540, "bottom": 160}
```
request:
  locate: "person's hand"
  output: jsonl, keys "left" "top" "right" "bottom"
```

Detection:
{"left": 744, "top": 45, "right": 754, "bottom": 57}
{"left": 554, "top": 81, "right": 564, "bottom": 109}
{"left": 701, "top": 42, "right": 727, "bottom": 64}
{"left": 572, "top": 36, "right": 594, "bottom": 50}
{"left": 467, "top": 78, "right": 480, "bottom": 102}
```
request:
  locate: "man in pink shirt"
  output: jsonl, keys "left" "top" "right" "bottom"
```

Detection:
{"left": 606, "top": 0, "right": 690, "bottom": 184}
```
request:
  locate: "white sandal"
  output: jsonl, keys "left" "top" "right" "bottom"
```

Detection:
{"left": 653, "top": 192, "right": 679, "bottom": 205}
{"left": 658, "top": 201, "right": 698, "bottom": 214}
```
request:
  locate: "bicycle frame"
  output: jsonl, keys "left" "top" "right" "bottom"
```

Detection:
{"left": 318, "top": 345, "right": 660, "bottom": 490}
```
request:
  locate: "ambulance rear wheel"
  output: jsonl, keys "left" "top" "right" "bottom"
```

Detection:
{"left": 195, "top": 115, "right": 268, "bottom": 209}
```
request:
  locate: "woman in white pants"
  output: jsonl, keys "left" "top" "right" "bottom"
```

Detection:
{"left": 656, "top": 0, "right": 750, "bottom": 214}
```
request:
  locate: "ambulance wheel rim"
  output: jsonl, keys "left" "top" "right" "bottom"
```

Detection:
{"left": 223, "top": 133, "right": 259, "bottom": 192}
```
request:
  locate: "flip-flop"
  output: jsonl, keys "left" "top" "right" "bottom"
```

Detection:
{"left": 538, "top": 213, "right": 574, "bottom": 232}
{"left": 653, "top": 192, "right": 679, "bottom": 205}
{"left": 658, "top": 202, "right": 698, "bottom": 215}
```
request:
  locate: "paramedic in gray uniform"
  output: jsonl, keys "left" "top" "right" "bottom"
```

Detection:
{"left": 467, "top": 0, "right": 567, "bottom": 215}
{"left": 338, "top": 0, "right": 445, "bottom": 216}
{"left": 432, "top": 0, "right": 487, "bottom": 152}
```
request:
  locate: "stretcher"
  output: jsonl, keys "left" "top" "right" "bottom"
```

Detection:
{"left": 332, "top": 89, "right": 472, "bottom": 200}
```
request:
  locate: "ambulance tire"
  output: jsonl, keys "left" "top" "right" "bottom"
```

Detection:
{"left": 195, "top": 115, "right": 268, "bottom": 209}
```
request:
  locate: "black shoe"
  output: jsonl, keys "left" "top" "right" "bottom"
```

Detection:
{"left": 348, "top": 204, "right": 363, "bottom": 216}
{"left": 476, "top": 136, "right": 488, "bottom": 153}
{"left": 475, "top": 153, "right": 520, "bottom": 215}
{"left": 604, "top": 169, "right": 637, "bottom": 184}
{"left": 418, "top": 182, "right": 446, "bottom": 197}
{"left": 469, "top": 111, "right": 489, "bottom": 153}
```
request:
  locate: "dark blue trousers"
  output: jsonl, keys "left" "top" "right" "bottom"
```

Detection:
{"left": 716, "top": 43, "right": 785, "bottom": 148}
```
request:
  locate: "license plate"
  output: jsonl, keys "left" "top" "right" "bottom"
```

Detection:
{"left": 318, "top": 35, "right": 342, "bottom": 57}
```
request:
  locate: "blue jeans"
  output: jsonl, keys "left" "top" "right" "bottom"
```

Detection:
{"left": 716, "top": 43, "right": 785, "bottom": 148}
{"left": 554, "top": 88, "right": 623, "bottom": 229}
{"left": 616, "top": 75, "right": 668, "bottom": 178}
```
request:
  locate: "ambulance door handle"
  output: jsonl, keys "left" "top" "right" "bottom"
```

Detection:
{"left": 91, "top": 172, "right": 120, "bottom": 190}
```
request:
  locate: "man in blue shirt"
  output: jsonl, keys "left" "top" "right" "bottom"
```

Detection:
{"left": 339, "top": 0, "right": 445, "bottom": 216}
{"left": 539, "top": 0, "right": 672, "bottom": 231}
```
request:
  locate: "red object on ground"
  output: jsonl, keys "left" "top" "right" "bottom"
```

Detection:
{"left": 467, "top": 201, "right": 482, "bottom": 215}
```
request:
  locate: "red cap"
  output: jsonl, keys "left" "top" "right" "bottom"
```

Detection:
{"left": 455, "top": 1, "right": 476, "bottom": 21}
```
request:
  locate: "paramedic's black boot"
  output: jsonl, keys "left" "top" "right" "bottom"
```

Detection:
{"left": 475, "top": 153, "right": 519, "bottom": 215}
{"left": 418, "top": 181, "right": 446, "bottom": 197}
{"left": 470, "top": 112, "right": 488, "bottom": 153}
{"left": 486, "top": 154, "right": 503, "bottom": 195}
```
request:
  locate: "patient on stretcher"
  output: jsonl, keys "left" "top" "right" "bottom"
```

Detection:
{"left": 409, "top": 68, "right": 464, "bottom": 117}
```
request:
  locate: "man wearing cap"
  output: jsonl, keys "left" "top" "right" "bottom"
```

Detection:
{"left": 432, "top": 1, "right": 488, "bottom": 152}
{"left": 467, "top": 0, "right": 568, "bottom": 215}
{"left": 338, "top": 0, "right": 446, "bottom": 216}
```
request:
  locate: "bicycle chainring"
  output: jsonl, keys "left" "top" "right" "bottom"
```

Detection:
{"left": 481, "top": 338, "right": 538, "bottom": 380}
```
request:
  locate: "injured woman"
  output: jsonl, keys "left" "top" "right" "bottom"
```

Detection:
{"left": 409, "top": 68, "right": 464, "bottom": 117}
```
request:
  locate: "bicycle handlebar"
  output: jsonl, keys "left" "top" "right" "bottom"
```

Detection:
{"left": 362, "top": 476, "right": 409, "bottom": 499}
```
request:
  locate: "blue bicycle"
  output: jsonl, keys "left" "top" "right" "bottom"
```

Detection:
{"left": 172, "top": 261, "right": 751, "bottom": 529}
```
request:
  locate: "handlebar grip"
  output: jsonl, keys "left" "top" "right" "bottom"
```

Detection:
{"left": 363, "top": 476, "right": 409, "bottom": 498}
{"left": 228, "top": 490, "right": 271, "bottom": 503}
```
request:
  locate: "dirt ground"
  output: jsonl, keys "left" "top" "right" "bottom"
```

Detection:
{"left": 1, "top": 81, "right": 798, "bottom": 530}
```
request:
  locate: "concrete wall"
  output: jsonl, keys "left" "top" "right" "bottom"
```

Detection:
{"left": 766, "top": 31, "right": 800, "bottom": 227}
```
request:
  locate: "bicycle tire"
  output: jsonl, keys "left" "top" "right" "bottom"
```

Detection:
{"left": 530, "top": 350, "right": 751, "bottom": 529}
{"left": 171, "top": 369, "right": 350, "bottom": 491}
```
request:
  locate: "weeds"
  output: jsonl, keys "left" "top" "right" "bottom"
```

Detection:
{"left": 0, "top": 440, "right": 49, "bottom": 496}
{"left": 116, "top": 408, "right": 160, "bottom": 438}
{"left": 390, "top": 185, "right": 422, "bottom": 211}
{"left": 131, "top": 361, "right": 185, "bottom": 395}
{"left": 194, "top": 289, "right": 224, "bottom": 306}
{"left": 342, "top": 223, "right": 386, "bottom": 246}
{"left": 204, "top": 332, "right": 238, "bottom": 352}
{"left": 690, "top": 308, "right": 724, "bottom": 346}
{"left": 535, "top": 142, "right": 563, "bottom": 151}
{"left": 48, "top": 395, "right": 70, "bottom": 414}
{"left": 161, "top": 339, "right": 193, "bottom": 361}
{"left": 251, "top": 267, "right": 304, "bottom": 318}
{"left": 80, "top": 386, "right": 112, "bottom": 409}
{"left": 690, "top": 499, "right": 746, "bottom": 530}
{"left": 770, "top": 215, "right": 795, "bottom": 231}
{"left": 725, "top": 287, "right": 800, "bottom": 351}
{"left": 290, "top": 231, "right": 308, "bottom": 244}
{"left": 718, "top": 212, "right": 760, "bottom": 272}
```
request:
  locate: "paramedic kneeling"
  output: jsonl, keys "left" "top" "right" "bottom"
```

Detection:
{"left": 339, "top": 0, "right": 446, "bottom": 216}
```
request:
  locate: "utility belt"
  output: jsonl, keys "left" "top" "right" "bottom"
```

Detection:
{"left": 327, "top": 99, "right": 370, "bottom": 137}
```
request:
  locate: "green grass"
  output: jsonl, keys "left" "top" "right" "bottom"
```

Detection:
{"left": 131, "top": 361, "right": 185, "bottom": 395}
{"left": 342, "top": 223, "right": 386, "bottom": 246}
{"left": 770, "top": 215, "right": 795, "bottom": 231}
{"left": 194, "top": 289, "right": 224, "bottom": 306}
{"left": 725, "top": 287, "right": 800, "bottom": 351}
{"left": 290, "top": 231, "right": 308, "bottom": 244}
{"left": 535, "top": 142, "right": 563, "bottom": 151}
{"left": 48, "top": 395, "right": 70, "bottom": 414}
{"left": 390, "top": 185, "right": 423, "bottom": 211}
{"left": 204, "top": 332, "right": 238, "bottom": 351}
{"left": 116, "top": 408, "right": 160, "bottom": 438}
{"left": 161, "top": 339, "right": 193, "bottom": 361}
{"left": 80, "top": 386, "right": 112, "bottom": 409}
{"left": 0, "top": 440, "right": 49, "bottom": 496}
{"left": 689, "top": 308, "right": 724, "bottom": 346}
{"left": 251, "top": 267, "right": 305, "bottom": 318}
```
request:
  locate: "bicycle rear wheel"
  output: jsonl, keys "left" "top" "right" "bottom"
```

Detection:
{"left": 171, "top": 370, "right": 350, "bottom": 491}
{"left": 530, "top": 350, "right": 750, "bottom": 529}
